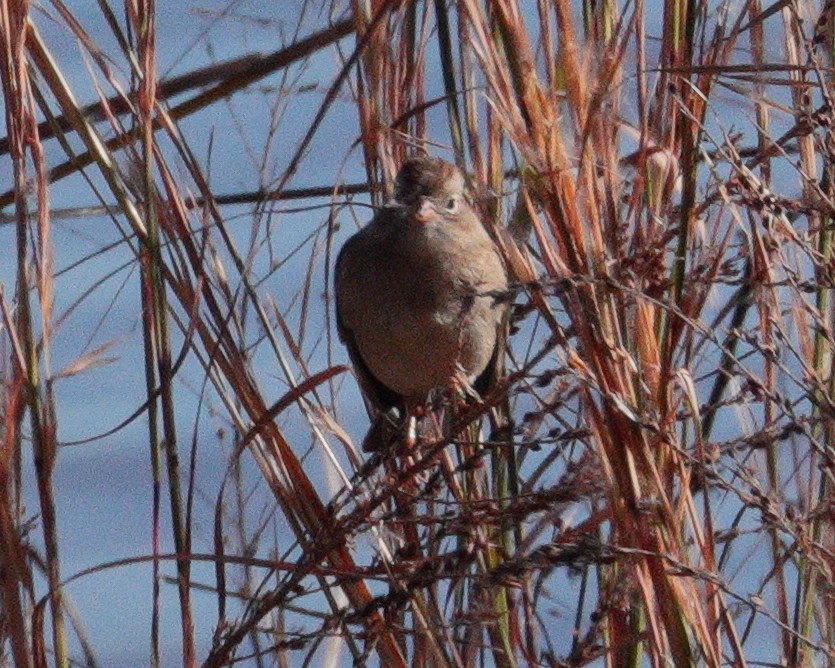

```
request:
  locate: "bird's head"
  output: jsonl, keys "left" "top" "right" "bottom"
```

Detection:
{"left": 393, "top": 157, "right": 467, "bottom": 224}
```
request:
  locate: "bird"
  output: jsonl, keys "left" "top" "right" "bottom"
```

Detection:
{"left": 334, "top": 156, "right": 508, "bottom": 451}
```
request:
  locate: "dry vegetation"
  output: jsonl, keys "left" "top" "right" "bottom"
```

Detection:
{"left": 3, "top": 0, "right": 835, "bottom": 666}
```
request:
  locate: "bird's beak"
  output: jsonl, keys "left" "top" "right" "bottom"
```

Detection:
{"left": 413, "top": 197, "right": 435, "bottom": 224}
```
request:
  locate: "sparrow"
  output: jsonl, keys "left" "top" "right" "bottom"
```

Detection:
{"left": 335, "top": 156, "right": 508, "bottom": 450}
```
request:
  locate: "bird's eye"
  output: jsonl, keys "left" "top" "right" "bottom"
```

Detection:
{"left": 445, "top": 197, "right": 458, "bottom": 213}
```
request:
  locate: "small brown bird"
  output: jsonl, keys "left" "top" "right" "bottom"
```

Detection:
{"left": 335, "top": 157, "right": 508, "bottom": 450}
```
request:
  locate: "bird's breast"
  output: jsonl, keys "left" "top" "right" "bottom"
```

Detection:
{"left": 347, "top": 243, "right": 504, "bottom": 398}
{"left": 336, "top": 210, "right": 507, "bottom": 400}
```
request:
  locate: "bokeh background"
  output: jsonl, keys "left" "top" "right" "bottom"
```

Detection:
{"left": 3, "top": 0, "right": 834, "bottom": 666}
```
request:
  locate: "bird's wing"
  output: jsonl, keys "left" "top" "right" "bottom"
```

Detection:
{"left": 472, "top": 289, "right": 508, "bottom": 399}
{"left": 473, "top": 330, "right": 503, "bottom": 397}
{"left": 334, "top": 232, "right": 403, "bottom": 416}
